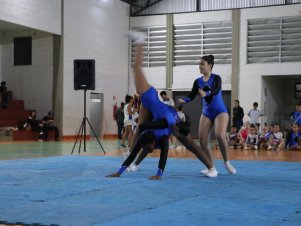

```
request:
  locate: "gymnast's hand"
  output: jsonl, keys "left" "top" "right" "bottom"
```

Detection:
{"left": 177, "top": 99, "right": 185, "bottom": 104}
{"left": 105, "top": 173, "right": 121, "bottom": 178}
{"left": 149, "top": 175, "right": 161, "bottom": 180}
{"left": 198, "top": 89, "right": 206, "bottom": 97}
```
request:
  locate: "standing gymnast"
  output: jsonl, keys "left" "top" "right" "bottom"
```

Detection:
{"left": 178, "top": 55, "right": 236, "bottom": 176}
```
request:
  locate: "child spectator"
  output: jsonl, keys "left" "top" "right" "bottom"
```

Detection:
{"left": 245, "top": 125, "right": 258, "bottom": 150}
{"left": 268, "top": 124, "right": 284, "bottom": 151}
{"left": 247, "top": 102, "right": 264, "bottom": 125}
{"left": 286, "top": 123, "right": 301, "bottom": 150}
{"left": 227, "top": 125, "right": 240, "bottom": 149}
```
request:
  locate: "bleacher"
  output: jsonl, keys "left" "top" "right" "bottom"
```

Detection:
{"left": 0, "top": 91, "right": 54, "bottom": 141}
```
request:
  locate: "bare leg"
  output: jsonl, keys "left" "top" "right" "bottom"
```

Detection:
{"left": 133, "top": 44, "right": 151, "bottom": 95}
{"left": 172, "top": 128, "right": 213, "bottom": 169}
{"left": 214, "top": 113, "right": 229, "bottom": 162}
{"left": 199, "top": 115, "right": 214, "bottom": 163}
{"left": 214, "top": 113, "right": 236, "bottom": 174}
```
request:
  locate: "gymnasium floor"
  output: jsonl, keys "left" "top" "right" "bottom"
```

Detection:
{"left": 0, "top": 139, "right": 300, "bottom": 226}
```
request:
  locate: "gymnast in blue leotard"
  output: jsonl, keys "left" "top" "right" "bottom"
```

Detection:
{"left": 178, "top": 55, "right": 236, "bottom": 176}
{"left": 106, "top": 32, "right": 214, "bottom": 180}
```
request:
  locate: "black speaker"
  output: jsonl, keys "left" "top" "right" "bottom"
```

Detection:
{"left": 74, "top": 59, "right": 95, "bottom": 90}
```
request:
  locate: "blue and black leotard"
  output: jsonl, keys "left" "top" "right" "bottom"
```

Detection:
{"left": 183, "top": 73, "right": 228, "bottom": 121}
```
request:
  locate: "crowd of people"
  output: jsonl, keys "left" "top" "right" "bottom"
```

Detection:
{"left": 227, "top": 101, "right": 301, "bottom": 151}
{"left": 24, "top": 110, "right": 60, "bottom": 141}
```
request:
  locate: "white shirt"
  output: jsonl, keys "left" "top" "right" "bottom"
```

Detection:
{"left": 163, "top": 98, "right": 175, "bottom": 107}
{"left": 177, "top": 112, "right": 186, "bottom": 122}
{"left": 248, "top": 109, "right": 263, "bottom": 124}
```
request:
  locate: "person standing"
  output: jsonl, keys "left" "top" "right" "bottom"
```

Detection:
{"left": 232, "top": 99, "right": 244, "bottom": 131}
{"left": 178, "top": 55, "right": 236, "bottom": 176}
{"left": 247, "top": 102, "right": 263, "bottom": 125}
{"left": 114, "top": 102, "right": 125, "bottom": 140}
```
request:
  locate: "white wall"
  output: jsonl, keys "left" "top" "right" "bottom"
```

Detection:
{"left": 62, "top": 0, "right": 129, "bottom": 136}
{"left": 1, "top": 30, "right": 53, "bottom": 118}
{"left": 239, "top": 4, "right": 301, "bottom": 120}
{"left": 0, "top": 0, "right": 61, "bottom": 35}
{"left": 173, "top": 10, "right": 233, "bottom": 91}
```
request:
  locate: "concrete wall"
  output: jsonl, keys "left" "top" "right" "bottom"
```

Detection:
{"left": 0, "top": 0, "right": 61, "bottom": 35}
{"left": 239, "top": 4, "right": 301, "bottom": 123}
{"left": 62, "top": 0, "right": 130, "bottom": 136}
{"left": 1, "top": 30, "right": 53, "bottom": 118}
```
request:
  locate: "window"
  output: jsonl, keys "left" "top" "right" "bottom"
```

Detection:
{"left": 173, "top": 21, "right": 232, "bottom": 66}
{"left": 14, "top": 37, "right": 32, "bottom": 66}
{"left": 130, "top": 26, "right": 166, "bottom": 67}
{"left": 247, "top": 16, "right": 301, "bottom": 63}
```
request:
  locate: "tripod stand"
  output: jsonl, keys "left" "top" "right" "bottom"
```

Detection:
{"left": 71, "top": 89, "right": 105, "bottom": 154}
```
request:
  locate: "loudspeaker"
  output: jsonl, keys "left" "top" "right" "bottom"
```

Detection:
{"left": 74, "top": 59, "right": 95, "bottom": 90}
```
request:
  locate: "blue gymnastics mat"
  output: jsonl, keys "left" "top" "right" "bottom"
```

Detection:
{"left": 0, "top": 156, "right": 300, "bottom": 226}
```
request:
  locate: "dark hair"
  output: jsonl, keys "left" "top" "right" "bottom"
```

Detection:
{"left": 139, "top": 131, "right": 155, "bottom": 146}
{"left": 160, "top": 91, "right": 167, "bottom": 96}
{"left": 120, "top": 102, "right": 125, "bottom": 106}
{"left": 177, "top": 104, "right": 183, "bottom": 111}
{"left": 234, "top": 100, "right": 239, "bottom": 104}
{"left": 1, "top": 81, "right": 6, "bottom": 86}
{"left": 231, "top": 125, "right": 237, "bottom": 128}
{"left": 250, "top": 124, "right": 256, "bottom": 129}
{"left": 201, "top": 55, "right": 214, "bottom": 70}
{"left": 125, "top": 95, "right": 133, "bottom": 104}
{"left": 253, "top": 102, "right": 258, "bottom": 107}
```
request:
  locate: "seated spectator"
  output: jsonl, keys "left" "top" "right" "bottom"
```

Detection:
{"left": 268, "top": 124, "right": 284, "bottom": 151}
{"left": 25, "top": 110, "right": 44, "bottom": 141}
{"left": 42, "top": 111, "right": 60, "bottom": 141}
{"left": 245, "top": 125, "right": 258, "bottom": 150}
{"left": 286, "top": 123, "right": 301, "bottom": 150}
{"left": 226, "top": 125, "right": 240, "bottom": 149}
{"left": 258, "top": 126, "right": 267, "bottom": 149}
{"left": 238, "top": 121, "right": 250, "bottom": 147}
{"left": 0, "top": 81, "right": 9, "bottom": 109}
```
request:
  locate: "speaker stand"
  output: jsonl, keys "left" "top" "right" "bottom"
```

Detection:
{"left": 71, "top": 89, "right": 105, "bottom": 155}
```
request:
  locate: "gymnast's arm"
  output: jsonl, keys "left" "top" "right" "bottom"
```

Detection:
{"left": 105, "top": 139, "right": 142, "bottom": 177}
{"left": 182, "top": 80, "right": 199, "bottom": 103}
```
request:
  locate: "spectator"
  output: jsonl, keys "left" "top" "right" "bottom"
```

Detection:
{"left": 290, "top": 101, "right": 301, "bottom": 127}
{"left": 26, "top": 110, "right": 44, "bottom": 141}
{"left": 42, "top": 111, "right": 60, "bottom": 141}
{"left": 175, "top": 104, "right": 190, "bottom": 150}
{"left": 268, "top": 124, "right": 284, "bottom": 151}
{"left": 160, "top": 91, "right": 175, "bottom": 107}
{"left": 0, "top": 81, "right": 9, "bottom": 109}
{"left": 121, "top": 95, "right": 134, "bottom": 148}
{"left": 245, "top": 125, "right": 258, "bottom": 150}
{"left": 247, "top": 102, "right": 264, "bottom": 125}
{"left": 232, "top": 100, "right": 244, "bottom": 131}
{"left": 286, "top": 123, "right": 301, "bottom": 150}
{"left": 160, "top": 90, "right": 175, "bottom": 148}
{"left": 114, "top": 102, "right": 125, "bottom": 140}
{"left": 226, "top": 125, "right": 240, "bottom": 149}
